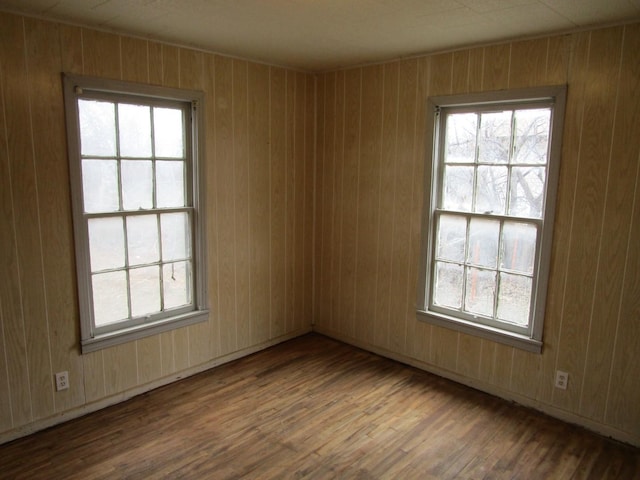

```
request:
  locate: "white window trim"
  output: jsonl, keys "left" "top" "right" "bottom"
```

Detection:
{"left": 416, "top": 86, "right": 567, "bottom": 353}
{"left": 63, "top": 74, "right": 208, "bottom": 353}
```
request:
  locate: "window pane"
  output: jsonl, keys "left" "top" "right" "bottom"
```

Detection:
{"left": 434, "top": 262, "right": 463, "bottom": 309}
{"left": 118, "top": 103, "right": 152, "bottom": 158}
{"left": 78, "top": 100, "right": 116, "bottom": 157}
{"left": 130, "top": 266, "right": 160, "bottom": 317}
{"left": 88, "top": 217, "right": 125, "bottom": 272}
{"left": 92, "top": 271, "right": 128, "bottom": 326}
{"left": 478, "top": 111, "right": 512, "bottom": 164}
{"left": 121, "top": 160, "right": 153, "bottom": 210}
{"left": 445, "top": 113, "right": 477, "bottom": 164}
{"left": 154, "top": 107, "right": 184, "bottom": 158}
{"left": 475, "top": 165, "right": 508, "bottom": 214}
{"left": 500, "top": 222, "right": 537, "bottom": 274}
{"left": 82, "top": 159, "right": 119, "bottom": 213}
{"left": 497, "top": 272, "right": 532, "bottom": 325}
{"left": 467, "top": 218, "right": 500, "bottom": 268}
{"left": 161, "top": 212, "right": 191, "bottom": 261}
{"left": 443, "top": 165, "right": 473, "bottom": 211}
{"left": 163, "top": 261, "right": 192, "bottom": 309}
{"left": 127, "top": 214, "right": 159, "bottom": 266}
{"left": 156, "top": 161, "right": 185, "bottom": 208}
{"left": 465, "top": 268, "right": 496, "bottom": 317}
{"left": 436, "top": 214, "right": 466, "bottom": 262}
{"left": 513, "top": 108, "right": 550, "bottom": 165}
{"left": 509, "top": 166, "right": 546, "bottom": 218}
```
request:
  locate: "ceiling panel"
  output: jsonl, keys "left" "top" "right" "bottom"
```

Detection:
{"left": 0, "top": 0, "right": 638, "bottom": 70}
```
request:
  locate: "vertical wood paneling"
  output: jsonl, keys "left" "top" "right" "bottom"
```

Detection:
{"left": 339, "top": 68, "right": 361, "bottom": 338}
{"left": 214, "top": 55, "right": 237, "bottom": 355}
{"left": 82, "top": 29, "right": 121, "bottom": 79}
{"left": 204, "top": 53, "right": 221, "bottom": 361}
{"left": 607, "top": 153, "right": 640, "bottom": 434}
{"left": 285, "top": 70, "right": 297, "bottom": 334}
{"left": 103, "top": 344, "right": 138, "bottom": 396}
{"left": 546, "top": 35, "right": 572, "bottom": 85}
{"left": 1, "top": 15, "right": 53, "bottom": 422}
{"left": 314, "top": 74, "right": 325, "bottom": 327}
{"left": 24, "top": 18, "right": 85, "bottom": 411}
{"left": 451, "top": 50, "right": 469, "bottom": 94}
{"left": 315, "top": 74, "right": 328, "bottom": 327}
{"left": 137, "top": 336, "right": 162, "bottom": 386}
{"left": 232, "top": 59, "right": 251, "bottom": 350}
{"left": 388, "top": 59, "right": 418, "bottom": 353}
{"left": 375, "top": 62, "right": 399, "bottom": 351}
{"left": 509, "top": 38, "right": 548, "bottom": 88}
{"left": 270, "top": 67, "right": 286, "bottom": 338}
{"left": 554, "top": 27, "right": 623, "bottom": 412}
{"left": 330, "top": 71, "right": 345, "bottom": 334}
{"left": 318, "top": 73, "right": 335, "bottom": 330}
{"left": 0, "top": 305, "right": 11, "bottom": 431}
{"left": 538, "top": 31, "right": 590, "bottom": 405}
{"left": 148, "top": 42, "right": 163, "bottom": 86}
{"left": 354, "top": 65, "right": 382, "bottom": 344}
{"left": 294, "top": 72, "right": 307, "bottom": 333}
{"left": 0, "top": 15, "right": 28, "bottom": 429}
{"left": 248, "top": 63, "right": 271, "bottom": 344}
{"left": 162, "top": 45, "right": 180, "bottom": 88}
{"left": 406, "top": 57, "right": 430, "bottom": 364}
{"left": 482, "top": 44, "right": 510, "bottom": 91}
{"left": 303, "top": 75, "right": 315, "bottom": 332}
{"left": 82, "top": 351, "right": 105, "bottom": 403}
{"left": 593, "top": 24, "right": 640, "bottom": 428}
{"left": 467, "top": 47, "right": 484, "bottom": 93}
{"left": 59, "top": 24, "right": 82, "bottom": 74}
{"left": 121, "top": 36, "right": 148, "bottom": 83}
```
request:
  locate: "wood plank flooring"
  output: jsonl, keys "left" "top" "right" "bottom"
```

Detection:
{"left": 1, "top": 334, "right": 638, "bottom": 479}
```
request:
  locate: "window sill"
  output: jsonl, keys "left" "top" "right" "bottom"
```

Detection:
{"left": 416, "top": 309, "right": 542, "bottom": 353}
{"left": 81, "top": 309, "right": 209, "bottom": 354}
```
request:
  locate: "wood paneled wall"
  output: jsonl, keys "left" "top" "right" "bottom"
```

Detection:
{"left": 1, "top": 8, "right": 638, "bottom": 448}
{"left": 314, "top": 24, "right": 640, "bottom": 445}
{"left": 0, "top": 12, "right": 314, "bottom": 440}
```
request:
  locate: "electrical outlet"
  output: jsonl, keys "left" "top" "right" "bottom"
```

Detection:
{"left": 555, "top": 370, "right": 569, "bottom": 390}
{"left": 55, "top": 371, "right": 69, "bottom": 391}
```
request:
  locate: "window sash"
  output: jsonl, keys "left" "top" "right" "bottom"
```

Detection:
{"left": 416, "top": 86, "right": 567, "bottom": 353}
{"left": 64, "top": 74, "right": 208, "bottom": 353}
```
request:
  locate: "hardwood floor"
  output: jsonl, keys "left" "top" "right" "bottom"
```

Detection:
{"left": 1, "top": 333, "right": 638, "bottom": 479}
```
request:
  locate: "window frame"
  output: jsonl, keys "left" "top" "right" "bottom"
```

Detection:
{"left": 63, "top": 73, "right": 208, "bottom": 354}
{"left": 416, "top": 86, "right": 567, "bottom": 353}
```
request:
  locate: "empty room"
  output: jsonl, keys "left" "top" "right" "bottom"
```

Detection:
{"left": 0, "top": 0, "right": 639, "bottom": 478}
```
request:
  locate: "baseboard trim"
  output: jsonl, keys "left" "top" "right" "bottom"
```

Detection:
{"left": 0, "top": 328, "right": 311, "bottom": 446}
{"left": 313, "top": 325, "right": 639, "bottom": 448}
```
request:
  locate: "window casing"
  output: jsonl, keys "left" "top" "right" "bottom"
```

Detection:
{"left": 416, "top": 86, "right": 566, "bottom": 353}
{"left": 64, "top": 74, "right": 208, "bottom": 353}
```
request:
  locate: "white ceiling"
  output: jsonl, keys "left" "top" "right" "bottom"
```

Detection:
{"left": 1, "top": 0, "right": 639, "bottom": 71}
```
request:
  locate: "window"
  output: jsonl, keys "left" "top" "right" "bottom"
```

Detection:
{"left": 417, "top": 86, "right": 566, "bottom": 353}
{"left": 63, "top": 74, "right": 208, "bottom": 353}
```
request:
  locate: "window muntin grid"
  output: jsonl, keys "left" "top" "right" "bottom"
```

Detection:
{"left": 429, "top": 104, "right": 552, "bottom": 333}
{"left": 77, "top": 96, "right": 194, "bottom": 333}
